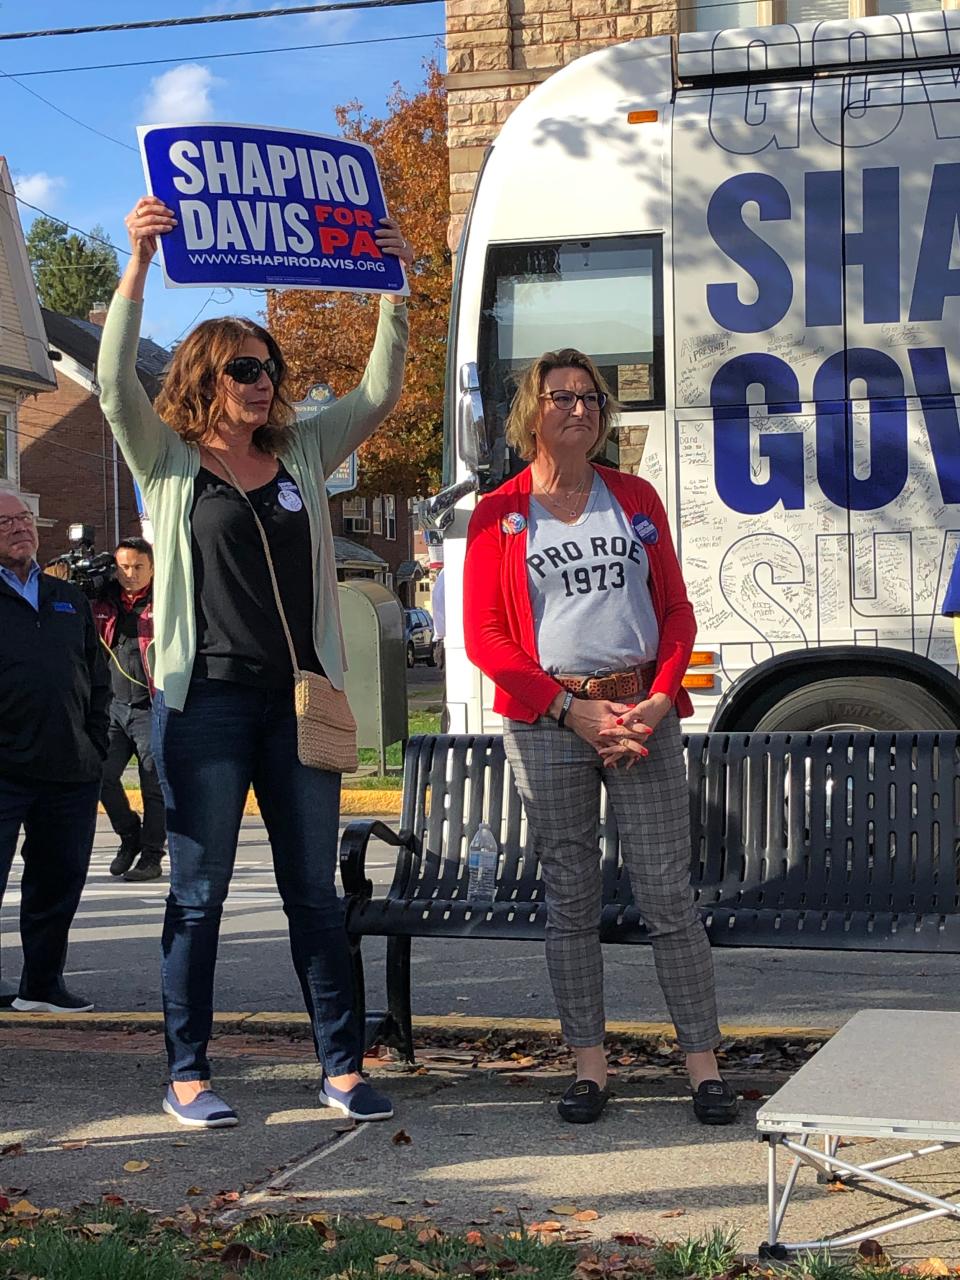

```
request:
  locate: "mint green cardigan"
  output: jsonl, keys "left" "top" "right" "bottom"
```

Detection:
{"left": 97, "top": 292, "right": 408, "bottom": 711}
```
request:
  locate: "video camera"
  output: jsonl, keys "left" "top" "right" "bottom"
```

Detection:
{"left": 46, "top": 523, "right": 115, "bottom": 598}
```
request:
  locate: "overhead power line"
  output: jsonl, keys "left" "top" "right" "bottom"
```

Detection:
{"left": 0, "top": 29, "right": 444, "bottom": 81}
{"left": 0, "top": 0, "right": 441, "bottom": 42}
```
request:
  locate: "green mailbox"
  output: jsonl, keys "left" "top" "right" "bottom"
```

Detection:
{"left": 338, "top": 580, "right": 407, "bottom": 774}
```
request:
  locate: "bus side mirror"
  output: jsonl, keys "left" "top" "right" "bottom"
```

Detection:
{"left": 457, "top": 362, "right": 491, "bottom": 476}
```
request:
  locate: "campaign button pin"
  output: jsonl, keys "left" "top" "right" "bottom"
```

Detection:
{"left": 277, "top": 482, "right": 304, "bottom": 513}
{"left": 501, "top": 512, "right": 527, "bottom": 535}
{"left": 631, "top": 514, "right": 659, "bottom": 544}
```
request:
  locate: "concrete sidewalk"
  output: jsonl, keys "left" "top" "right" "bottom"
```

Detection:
{"left": 2, "top": 1024, "right": 958, "bottom": 1264}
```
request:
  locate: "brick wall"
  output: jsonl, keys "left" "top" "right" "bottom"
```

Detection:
{"left": 329, "top": 494, "right": 414, "bottom": 591}
{"left": 18, "top": 375, "right": 140, "bottom": 561}
{"left": 446, "top": 0, "right": 678, "bottom": 249}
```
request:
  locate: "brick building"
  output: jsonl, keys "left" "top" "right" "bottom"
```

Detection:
{"left": 17, "top": 309, "right": 167, "bottom": 560}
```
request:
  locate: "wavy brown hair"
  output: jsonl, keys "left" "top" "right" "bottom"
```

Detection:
{"left": 505, "top": 348, "right": 620, "bottom": 463}
{"left": 154, "top": 316, "right": 295, "bottom": 452}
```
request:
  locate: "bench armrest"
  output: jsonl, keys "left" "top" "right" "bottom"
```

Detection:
{"left": 339, "top": 819, "right": 413, "bottom": 899}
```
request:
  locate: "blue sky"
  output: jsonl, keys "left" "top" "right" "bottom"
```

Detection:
{"left": 0, "top": 0, "right": 445, "bottom": 347}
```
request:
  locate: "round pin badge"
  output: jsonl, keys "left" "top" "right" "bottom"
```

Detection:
{"left": 277, "top": 483, "right": 304, "bottom": 513}
{"left": 501, "top": 512, "right": 527, "bottom": 535}
{"left": 631, "top": 513, "right": 659, "bottom": 544}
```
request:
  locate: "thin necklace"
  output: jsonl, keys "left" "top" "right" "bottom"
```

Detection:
{"left": 535, "top": 471, "right": 590, "bottom": 519}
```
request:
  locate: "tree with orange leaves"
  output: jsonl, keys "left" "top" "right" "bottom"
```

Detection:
{"left": 267, "top": 61, "right": 448, "bottom": 497}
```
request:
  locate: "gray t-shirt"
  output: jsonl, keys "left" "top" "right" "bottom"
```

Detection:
{"left": 526, "top": 473, "right": 660, "bottom": 675}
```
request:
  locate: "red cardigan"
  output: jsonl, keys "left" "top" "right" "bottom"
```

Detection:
{"left": 463, "top": 464, "right": 696, "bottom": 723}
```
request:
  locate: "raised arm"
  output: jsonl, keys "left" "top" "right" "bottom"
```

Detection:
{"left": 302, "top": 217, "right": 414, "bottom": 476}
{"left": 97, "top": 198, "right": 183, "bottom": 483}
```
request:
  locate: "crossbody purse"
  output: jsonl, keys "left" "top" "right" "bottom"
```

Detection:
{"left": 202, "top": 448, "right": 359, "bottom": 774}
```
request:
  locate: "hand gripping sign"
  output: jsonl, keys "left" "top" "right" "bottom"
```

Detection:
{"left": 138, "top": 121, "right": 408, "bottom": 296}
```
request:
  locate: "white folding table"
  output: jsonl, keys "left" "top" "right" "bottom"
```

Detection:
{"left": 756, "top": 1009, "right": 960, "bottom": 1256}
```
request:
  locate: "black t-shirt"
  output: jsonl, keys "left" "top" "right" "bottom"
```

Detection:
{"left": 190, "top": 462, "right": 321, "bottom": 688}
{"left": 111, "top": 594, "right": 151, "bottom": 709}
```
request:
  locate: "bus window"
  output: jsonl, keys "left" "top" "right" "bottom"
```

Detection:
{"left": 477, "top": 236, "right": 664, "bottom": 454}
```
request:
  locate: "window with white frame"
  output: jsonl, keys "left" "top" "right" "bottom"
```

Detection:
{"left": 688, "top": 0, "right": 942, "bottom": 33}
{"left": 372, "top": 496, "right": 383, "bottom": 535}
{"left": 0, "top": 411, "right": 12, "bottom": 481}
{"left": 342, "top": 496, "right": 367, "bottom": 519}
{"left": 384, "top": 494, "right": 397, "bottom": 541}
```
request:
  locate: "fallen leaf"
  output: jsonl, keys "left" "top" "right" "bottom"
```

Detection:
{"left": 740, "top": 1089, "right": 764, "bottom": 1101}
{"left": 417, "top": 1227, "right": 443, "bottom": 1244}
{"left": 470, "top": 1218, "right": 490, "bottom": 1225}
{"left": 83, "top": 1222, "right": 117, "bottom": 1237}
{"left": 529, "top": 1220, "right": 564, "bottom": 1234}
{"left": 184, "top": 1186, "right": 203, "bottom": 1196}
{"left": 658, "top": 1209, "right": 686, "bottom": 1219}
{"left": 574, "top": 1264, "right": 605, "bottom": 1280}
{"left": 375, "top": 1253, "right": 400, "bottom": 1267}
{"left": 10, "top": 1199, "right": 39, "bottom": 1216}
{"left": 0, "top": 1237, "right": 25, "bottom": 1250}
{"left": 826, "top": 1180, "right": 852, "bottom": 1194}
{"left": 492, "top": 1207, "right": 508, "bottom": 1215}
{"left": 0, "top": 1144, "right": 23, "bottom": 1158}
{"left": 858, "top": 1240, "right": 890, "bottom": 1266}
{"left": 392, "top": 1130, "right": 413, "bottom": 1146}
{"left": 123, "top": 1160, "right": 150, "bottom": 1173}
{"left": 101, "top": 1194, "right": 125, "bottom": 1207}
{"left": 407, "top": 1262, "right": 440, "bottom": 1279}
{"left": 422, "top": 1199, "right": 440, "bottom": 1207}
{"left": 0, "top": 1195, "right": 8, "bottom": 1212}
{"left": 377, "top": 1216, "right": 405, "bottom": 1231}
{"left": 916, "top": 1261, "right": 951, "bottom": 1277}
{"left": 220, "top": 1241, "right": 268, "bottom": 1266}
{"left": 60, "top": 1140, "right": 87, "bottom": 1151}
{"left": 574, "top": 1209, "right": 600, "bottom": 1222}
{"left": 464, "top": 1230, "right": 486, "bottom": 1245}
{"left": 549, "top": 1204, "right": 578, "bottom": 1216}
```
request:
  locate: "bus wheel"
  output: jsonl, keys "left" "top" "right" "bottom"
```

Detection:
{"left": 751, "top": 677, "right": 958, "bottom": 732}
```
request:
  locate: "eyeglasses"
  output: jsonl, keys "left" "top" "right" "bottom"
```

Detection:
{"left": 223, "top": 355, "right": 281, "bottom": 386}
{"left": 0, "top": 510, "right": 36, "bottom": 533}
{"left": 540, "top": 390, "right": 606, "bottom": 412}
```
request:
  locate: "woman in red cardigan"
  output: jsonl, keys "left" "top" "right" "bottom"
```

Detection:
{"left": 464, "top": 348, "right": 736, "bottom": 1127}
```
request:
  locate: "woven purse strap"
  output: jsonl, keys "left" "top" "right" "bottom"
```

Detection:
{"left": 199, "top": 446, "right": 302, "bottom": 679}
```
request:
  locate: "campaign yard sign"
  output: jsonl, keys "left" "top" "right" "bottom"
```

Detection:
{"left": 137, "top": 122, "right": 408, "bottom": 296}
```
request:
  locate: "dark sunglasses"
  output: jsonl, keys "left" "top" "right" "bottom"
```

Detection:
{"left": 223, "top": 355, "right": 281, "bottom": 386}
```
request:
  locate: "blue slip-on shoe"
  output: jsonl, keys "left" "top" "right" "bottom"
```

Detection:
{"left": 319, "top": 1078, "right": 394, "bottom": 1121}
{"left": 162, "top": 1086, "right": 239, "bottom": 1129}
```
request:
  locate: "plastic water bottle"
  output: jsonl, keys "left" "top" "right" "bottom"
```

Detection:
{"left": 467, "top": 822, "right": 498, "bottom": 902}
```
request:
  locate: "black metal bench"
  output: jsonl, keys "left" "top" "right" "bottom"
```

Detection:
{"left": 340, "top": 731, "right": 960, "bottom": 1060}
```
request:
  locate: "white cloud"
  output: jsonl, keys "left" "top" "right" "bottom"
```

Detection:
{"left": 12, "top": 171, "right": 65, "bottom": 208}
{"left": 141, "top": 64, "right": 221, "bottom": 125}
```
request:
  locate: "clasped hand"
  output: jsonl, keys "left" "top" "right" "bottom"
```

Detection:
{"left": 562, "top": 694, "right": 671, "bottom": 769}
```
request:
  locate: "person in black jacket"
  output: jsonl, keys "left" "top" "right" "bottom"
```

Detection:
{"left": 0, "top": 485, "right": 110, "bottom": 1013}
{"left": 93, "top": 537, "right": 166, "bottom": 882}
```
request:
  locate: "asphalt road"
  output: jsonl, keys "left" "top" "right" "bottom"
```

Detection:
{"left": 3, "top": 812, "right": 959, "bottom": 1028}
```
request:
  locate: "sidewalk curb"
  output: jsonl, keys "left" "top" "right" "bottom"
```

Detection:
{"left": 107, "top": 788, "right": 403, "bottom": 817}
{"left": 0, "top": 1009, "right": 838, "bottom": 1043}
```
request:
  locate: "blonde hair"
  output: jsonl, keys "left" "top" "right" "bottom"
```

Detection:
{"left": 504, "top": 349, "right": 620, "bottom": 463}
{"left": 153, "top": 316, "right": 295, "bottom": 453}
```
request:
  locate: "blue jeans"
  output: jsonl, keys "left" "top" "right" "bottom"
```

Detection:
{"left": 153, "top": 678, "right": 359, "bottom": 1081}
{"left": 0, "top": 776, "right": 99, "bottom": 996}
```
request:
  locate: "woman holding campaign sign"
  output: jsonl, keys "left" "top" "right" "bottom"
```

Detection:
{"left": 98, "top": 194, "right": 412, "bottom": 1130}
{"left": 463, "top": 349, "right": 737, "bottom": 1127}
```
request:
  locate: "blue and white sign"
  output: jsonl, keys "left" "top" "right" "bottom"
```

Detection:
{"left": 294, "top": 382, "right": 358, "bottom": 495}
{"left": 137, "top": 121, "right": 408, "bottom": 296}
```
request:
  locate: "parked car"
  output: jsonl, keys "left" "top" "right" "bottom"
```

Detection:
{"left": 404, "top": 608, "right": 437, "bottom": 667}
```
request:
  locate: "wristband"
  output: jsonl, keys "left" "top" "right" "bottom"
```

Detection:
{"left": 556, "top": 690, "right": 574, "bottom": 729}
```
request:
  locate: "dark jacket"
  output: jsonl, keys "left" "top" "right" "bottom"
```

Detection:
{"left": 91, "top": 581, "right": 155, "bottom": 699}
{"left": 0, "top": 573, "right": 111, "bottom": 783}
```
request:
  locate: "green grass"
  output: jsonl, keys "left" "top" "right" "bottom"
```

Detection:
{"left": 356, "top": 710, "right": 440, "bottom": 770}
{"left": 0, "top": 1212, "right": 931, "bottom": 1280}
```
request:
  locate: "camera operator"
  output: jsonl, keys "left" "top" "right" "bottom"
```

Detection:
{"left": 0, "top": 484, "right": 109, "bottom": 1012}
{"left": 92, "top": 537, "right": 166, "bottom": 882}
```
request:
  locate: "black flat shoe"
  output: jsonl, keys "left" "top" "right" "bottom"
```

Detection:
{"left": 557, "top": 1079, "right": 610, "bottom": 1124}
{"left": 692, "top": 1078, "right": 739, "bottom": 1125}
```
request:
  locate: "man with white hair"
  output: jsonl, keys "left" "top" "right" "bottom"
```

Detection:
{"left": 0, "top": 483, "right": 110, "bottom": 1012}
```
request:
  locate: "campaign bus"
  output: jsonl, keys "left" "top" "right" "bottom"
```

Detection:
{"left": 427, "top": 8, "right": 960, "bottom": 734}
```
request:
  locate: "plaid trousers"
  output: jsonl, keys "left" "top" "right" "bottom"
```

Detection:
{"left": 502, "top": 709, "right": 721, "bottom": 1053}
